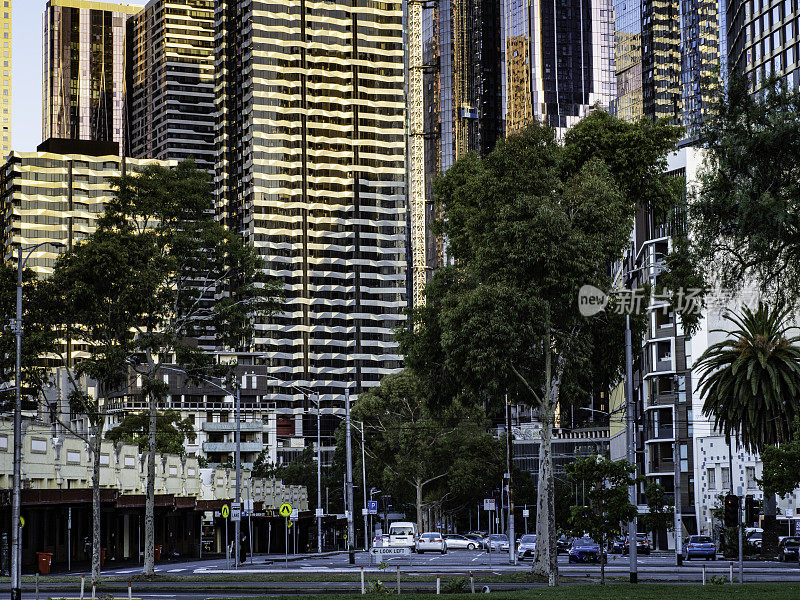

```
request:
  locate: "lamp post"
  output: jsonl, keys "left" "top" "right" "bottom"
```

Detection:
{"left": 345, "top": 388, "right": 355, "bottom": 563}
{"left": 11, "top": 241, "right": 64, "bottom": 600}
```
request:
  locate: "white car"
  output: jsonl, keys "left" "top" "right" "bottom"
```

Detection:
{"left": 486, "top": 534, "right": 509, "bottom": 552}
{"left": 389, "top": 522, "right": 418, "bottom": 549}
{"left": 416, "top": 532, "right": 447, "bottom": 554}
{"left": 517, "top": 534, "right": 536, "bottom": 559}
{"left": 443, "top": 534, "right": 479, "bottom": 550}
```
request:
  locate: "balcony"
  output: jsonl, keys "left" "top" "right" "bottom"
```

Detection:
{"left": 202, "top": 442, "right": 263, "bottom": 453}
{"left": 202, "top": 421, "right": 263, "bottom": 433}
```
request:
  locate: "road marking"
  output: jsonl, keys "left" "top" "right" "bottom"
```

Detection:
{"left": 166, "top": 568, "right": 186, "bottom": 573}
{"left": 114, "top": 569, "right": 138, "bottom": 574}
{"left": 472, "top": 553, "right": 486, "bottom": 561}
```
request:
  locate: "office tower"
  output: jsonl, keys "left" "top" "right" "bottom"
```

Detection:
{"left": 214, "top": 1, "right": 407, "bottom": 412}
{"left": 613, "top": 0, "right": 721, "bottom": 139}
{"left": 127, "top": 0, "right": 215, "bottom": 170}
{"left": 727, "top": 0, "right": 800, "bottom": 91}
{"left": 0, "top": 139, "right": 173, "bottom": 277}
{"left": 1, "top": 0, "right": 10, "bottom": 159}
{"left": 42, "top": 0, "right": 141, "bottom": 152}
{"left": 500, "top": 0, "right": 616, "bottom": 136}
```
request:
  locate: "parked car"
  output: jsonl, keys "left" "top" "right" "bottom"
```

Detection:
{"left": 443, "top": 534, "right": 479, "bottom": 550}
{"left": 372, "top": 534, "right": 388, "bottom": 547}
{"left": 388, "top": 522, "right": 418, "bottom": 549}
{"left": 556, "top": 536, "right": 573, "bottom": 554}
{"left": 683, "top": 535, "right": 716, "bottom": 560}
{"left": 778, "top": 536, "right": 800, "bottom": 561}
{"left": 486, "top": 534, "right": 510, "bottom": 552}
{"left": 568, "top": 537, "right": 601, "bottom": 563}
{"left": 517, "top": 534, "right": 537, "bottom": 559}
{"left": 746, "top": 531, "right": 762, "bottom": 551}
{"left": 609, "top": 537, "right": 625, "bottom": 554}
{"left": 465, "top": 533, "right": 487, "bottom": 549}
{"left": 623, "top": 534, "right": 651, "bottom": 555}
{"left": 416, "top": 532, "right": 447, "bottom": 554}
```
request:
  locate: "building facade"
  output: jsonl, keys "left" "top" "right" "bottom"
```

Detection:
{"left": 127, "top": 0, "right": 215, "bottom": 170}
{"left": 727, "top": 0, "right": 800, "bottom": 91}
{"left": 214, "top": 0, "right": 407, "bottom": 409}
{"left": 613, "top": 0, "right": 721, "bottom": 140}
{"left": 501, "top": 0, "right": 616, "bottom": 136}
{"left": 42, "top": 0, "right": 141, "bottom": 152}
{"left": 1, "top": 0, "right": 10, "bottom": 159}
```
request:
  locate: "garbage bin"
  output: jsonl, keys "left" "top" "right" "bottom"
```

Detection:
{"left": 154, "top": 545, "right": 162, "bottom": 562}
{"left": 36, "top": 552, "right": 52, "bottom": 575}
{"left": 100, "top": 548, "right": 106, "bottom": 567}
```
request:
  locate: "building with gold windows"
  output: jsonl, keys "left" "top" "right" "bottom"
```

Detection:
{"left": 1, "top": 0, "right": 10, "bottom": 159}
{"left": 42, "top": 1, "right": 142, "bottom": 153}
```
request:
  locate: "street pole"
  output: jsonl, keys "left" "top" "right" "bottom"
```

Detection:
{"left": 738, "top": 495, "right": 744, "bottom": 583}
{"left": 345, "top": 388, "right": 355, "bottom": 564}
{"left": 247, "top": 480, "right": 253, "bottom": 563}
{"left": 316, "top": 394, "right": 323, "bottom": 553}
{"left": 11, "top": 245, "right": 23, "bottom": 600}
{"left": 361, "top": 421, "right": 368, "bottom": 551}
{"left": 234, "top": 385, "right": 241, "bottom": 568}
{"left": 625, "top": 314, "right": 638, "bottom": 583}
{"left": 673, "top": 408, "right": 683, "bottom": 566}
{"left": 505, "top": 398, "right": 516, "bottom": 565}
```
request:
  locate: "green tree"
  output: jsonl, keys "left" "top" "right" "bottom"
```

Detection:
{"left": 47, "top": 160, "right": 281, "bottom": 577}
{"left": 401, "top": 114, "right": 681, "bottom": 584}
{"left": 696, "top": 303, "right": 800, "bottom": 557}
{"left": 566, "top": 455, "right": 638, "bottom": 584}
{"left": 106, "top": 410, "right": 196, "bottom": 456}
{"left": 760, "top": 422, "right": 800, "bottom": 504}
{"left": 640, "top": 482, "right": 675, "bottom": 549}
{"left": 692, "top": 76, "right": 800, "bottom": 305}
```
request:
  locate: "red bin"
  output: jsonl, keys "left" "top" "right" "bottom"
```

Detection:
{"left": 154, "top": 544, "right": 162, "bottom": 561}
{"left": 36, "top": 552, "right": 52, "bottom": 575}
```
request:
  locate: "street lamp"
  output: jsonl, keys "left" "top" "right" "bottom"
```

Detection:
{"left": 11, "top": 241, "right": 65, "bottom": 600}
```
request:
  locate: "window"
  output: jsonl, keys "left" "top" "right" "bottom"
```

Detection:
{"left": 707, "top": 468, "right": 716, "bottom": 489}
{"left": 0, "top": 435, "right": 7, "bottom": 450}
{"left": 721, "top": 467, "right": 731, "bottom": 490}
{"left": 746, "top": 466, "right": 757, "bottom": 488}
{"left": 67, "top": 450, "right": 81, "bottom": 464}
{"left": 100, "top": 454, "right": 110, "bottom": 465}
{"left": 124, "top": 455, "right": 135, "bottom": 467}
{"left": 31, "top": 439, "right": 47, "bottom": 453}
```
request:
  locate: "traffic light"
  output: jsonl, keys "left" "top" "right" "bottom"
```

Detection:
{"left": 744, "top": 495, "right": 761, "bottom": 525}
{"left": 724, "top": 494, "right": 739, "bottom": 527}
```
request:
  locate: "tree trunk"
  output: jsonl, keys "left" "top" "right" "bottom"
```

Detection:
{"left": 143, "top": 390, "right": 157, "bottom": 575}
{"left": 415, "top": 480, "right": 423, "bottom": 534}
{"left": 600, "top": 534, "right": 605, "bottom": 585}
{"left": 762, "top": 493, "right": 778, "bottom": 559}
{"left": 91, "top": 428, "right": 102, "bottom": 585}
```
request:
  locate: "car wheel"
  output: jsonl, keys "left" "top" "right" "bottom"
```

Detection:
{"left": 467, "top": 543, "right": 475, "bottom": 550}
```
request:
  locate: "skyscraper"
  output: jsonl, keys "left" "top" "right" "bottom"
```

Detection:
{"left": 1, "top": 0, "right": 10, "bottom": 159}
{"left": 127, "top": 0, "right": 215, "bottom": 169}
{"left": 727, "top": 0, "right": 800, "bottom": 91}
{"left": 42, "top": 0, "right": 141, "bottom": 151}
{"left": 500, "top": 0, "right": 616, "bottom": 136}
{"left": 613, "top": 0, "right": 721, "bottom": 138}
{"left": 214, "top": 1, "right": 407, "bottom": 405}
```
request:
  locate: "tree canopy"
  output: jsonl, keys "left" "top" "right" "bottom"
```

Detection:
{"left": 106, "top": 410, "right": 196, "bottom": 457}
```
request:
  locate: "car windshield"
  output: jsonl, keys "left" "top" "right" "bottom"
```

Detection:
{"left": 576, "top": 538, "right": 595, "bottom": 545}
{"left": 784, "top": 537, "right": 800, "bottom": 544}
{"left": 489, "top": 534, "right": 508, "bottom": 541}
{"left": 691, "top": 536, "right": 713, "bottom": 543}
{"left": 520, "top": 535, "right": 536, "bottom": 543}
{"left": 391, "top": 527, "right": 414, "bottom": 535}
{"left": 748, "top": 532, "right": 762, "bottom": 540}
{"left": 421, "top": 533, "right": 439, "bottom": 539}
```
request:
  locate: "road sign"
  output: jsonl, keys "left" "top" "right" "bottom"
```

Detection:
{"left": 290, "top": 508, "right": 299, "bottom": 521}
{"left": 362, "top": 508, "right": 369, "bottom": 516}
{"left": 367, "top": 500, "right": 378, "bottom": 514}
{"left": 19, "top": 516, "right": 24, "bottom": 528}
{"left": 231, "top": 502, "right": 241, "bottom": 522}
{"left": 483, "top": 499, "right": 496, "bottom": 511}
{"left": 370, "top": 547, "right": 410, "bottom": 556}
{"left": 221, "top": 504, "right": 230, "bottom": 519}
{"left": 522, "top": 509, "right": 530, "bottom": 518}
{"left": 796, "top": 520, "right": 800, "bottom": 536}
{"left": 315, "top": 508, "right": 324, "bottom": 517}
{"left": 279, "top": 503, "right": 293, "bottom": 518}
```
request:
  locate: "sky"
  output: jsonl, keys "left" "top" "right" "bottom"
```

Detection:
{"left": 12, "top": 0, "right": 148, "bottom": 153}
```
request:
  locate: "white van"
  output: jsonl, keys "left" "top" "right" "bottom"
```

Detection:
{"left": 388, "top": 521, "right": 418, "bottom": 549}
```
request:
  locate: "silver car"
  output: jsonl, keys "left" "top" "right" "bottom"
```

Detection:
{"left": 486, "top": 534, "right": 509, "bottom": 552}
{"left": 416, "top": 532, "right": 447, "bottom": 554}
{"left": 443, "top": 534, "right": 479, "bottom": 550}
{"left": 517, "top": 534, "right": 536, "bottom": 559}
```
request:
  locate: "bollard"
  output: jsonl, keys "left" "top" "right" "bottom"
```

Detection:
{"left": 361, "top": 566, "right": 365, "bottom": 595}
{"left": 92, "top": 581, "right": 96, "bottom": 600}
{"left": 702, "top": 564, "right": 706, "bottom": 585}
{"left": 80, "top": 574, "right": 85, "bottom": 600}
{"left": 436, "top": 574, "right": 441, "bottom": 595}
{"left": 470, "top": 571, "right": 475, "bottom": 594}
{"left": 729, "top": 561, "right": 733, "bottom": 584}
{"left": 396, "top": 565, "right": 401, "bottom": 595}
{"left": 35, "top": 572, "right": 39, "bottom": 600}
{"left": 128, "top": 581, "right": 132, "bottom": 600}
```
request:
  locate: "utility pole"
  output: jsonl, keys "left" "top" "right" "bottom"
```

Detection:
{"left": 625, "top": 314, "right": 638, "bottom": 583}
{"left": 316, "top": 394, "right": 322, "bottom": 553}
{"left": 345, "top": 388, "right": 355, "bottom": 564}
{"left": 673, "top": 408, "right": 683, "bottom": 566}
{"left": 361, "top": 421, "right": 368, "bottom": 551}
{"left": 11, "top": 245, "right": 23, "bottom": 600}
{"left": 505, "top": 397, "right": 516, "bottom": 564}
{"left": 234, "top": 384, "right": 241, "bottom": 568}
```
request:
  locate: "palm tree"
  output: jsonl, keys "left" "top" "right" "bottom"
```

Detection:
{"left": 696, "top": 302, "right": 800, "bottom": 557}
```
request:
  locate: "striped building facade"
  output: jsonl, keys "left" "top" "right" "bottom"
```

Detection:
{"left": 214, "top": 0, "right": 407, "bottom": 410}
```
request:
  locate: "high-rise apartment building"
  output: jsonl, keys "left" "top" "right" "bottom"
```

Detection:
{"left": 613, "top": 0, "right": 721, "bottom": 139}
{"left": 727, "top": 0, "right": 800, "bottom": 91}
{"left": 1, "top": 0, "right": 10, "bottom": 159}
{"left": 42, "top": 1, "right": 141, "bottom": 152}
{"left": 500, "top": 0, "right": 616, "bottom": 136}
{"left": 214, "top": 1, "right": 407, "bottom": 409}
{"left": 127, "top": 0, "right": 215, "bottom": 170}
